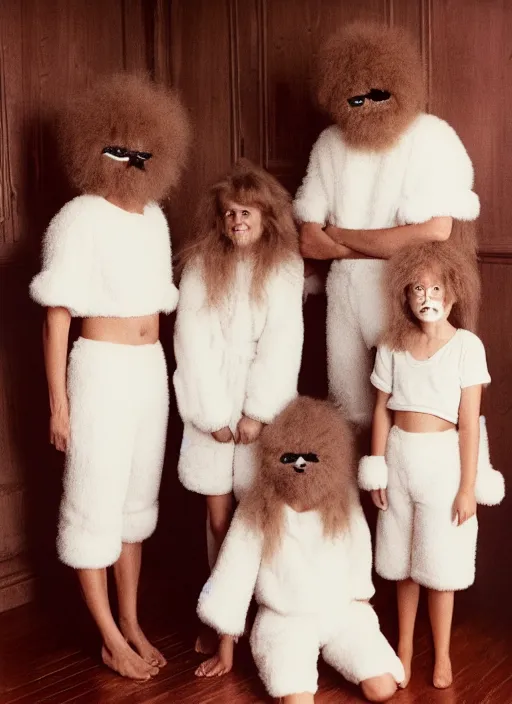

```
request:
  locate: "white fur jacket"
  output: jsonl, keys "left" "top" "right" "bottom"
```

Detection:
{"left": 197, "top": 502, "right": 375, "bottom": 637}
{"left": 173, "top": 256, "right": 304, "bottom": 434}
{"left": 293, "top": 113, "right": 480, "bottom": 231}
{"left": 30, "top": 194, "right": 178, "bottom": 317}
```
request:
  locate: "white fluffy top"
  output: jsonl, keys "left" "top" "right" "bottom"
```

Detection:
{"left": 30, "top": 195, "right": 178, "bottom": 318}
{"left": 173, "top": 256, "right": 304, "bottom": 433}
{"left": 197, "top": 503, "right": 374, "bottom": 637}
{"left": 372, "top": 329, "right": 491, "bottom": 425}
{"left": 294, "top": 113, "right": 480, "bottom": 230}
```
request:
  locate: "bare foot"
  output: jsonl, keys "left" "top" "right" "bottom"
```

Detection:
{"left": 398, "top": 645, "right": 413, "bottom": 688}
{"left": 195, "top": 634, "right": 234, "bottom": 677}
{"left": 433, "top": 656, "right": 453, "bottom": 689}
{"left": 101, "top": 642, "right": 159, "bottom": 681}
{"left": 195, "top": 624, "right": 218, "bottom": 655}
{"left": 119, "top": 618, "right": 167, "bottom": 669}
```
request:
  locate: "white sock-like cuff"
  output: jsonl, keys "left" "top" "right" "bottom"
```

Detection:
{"left": 358, "top": 455, "right": 388, "bottom": 491}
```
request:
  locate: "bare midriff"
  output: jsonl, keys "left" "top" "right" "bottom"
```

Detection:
{"left": 394, "top": 410, "right": 456, "bottom": 433}
{"left": 81, "top": 314, "right": 160, "bottom": 345}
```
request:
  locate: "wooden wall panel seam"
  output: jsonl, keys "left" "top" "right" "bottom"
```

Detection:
{"left": 259, "top": 0, "right": 269, "bottom": 168}
{"left": 229, "top": 0, "right": 241, "bottom": 162}
{"left": 421, "top": 0, "right": 432, "bottom": 112}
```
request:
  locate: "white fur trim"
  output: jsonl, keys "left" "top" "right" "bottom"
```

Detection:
{"left": 475, "top": 416, "right": 505, "bottom": 506}
{"left": 358, "top": 456, "right": 388, "bottom": 491}
{"left": 30, "top": 194, "right": 178, "bottom": 317}
{"left": 303, "top": 272, "right": 324, "bottom": 300}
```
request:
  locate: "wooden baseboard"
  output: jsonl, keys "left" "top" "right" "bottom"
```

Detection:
{"left": 0, "top": 568, "right": 35, "bottom": 613}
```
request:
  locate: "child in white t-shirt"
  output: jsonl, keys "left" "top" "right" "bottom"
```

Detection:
{"left": 358, "top": 242, "right": 504, "bottom": 691}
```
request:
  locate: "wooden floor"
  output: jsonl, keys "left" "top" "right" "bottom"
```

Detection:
{"left": 1, "top": 574, "right": 512, "bottom": 704}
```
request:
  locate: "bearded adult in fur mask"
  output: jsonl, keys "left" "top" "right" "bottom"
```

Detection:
{"left": 30, "top": 73, "right": 190, "bottom": 681}
{"left": 295, "top": 22, "right": 480, "bottom": 429}
{"left": 197, "top": 396, "right": 404, "bottom": 702}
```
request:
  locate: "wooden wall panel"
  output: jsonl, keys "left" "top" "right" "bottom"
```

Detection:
{"left": 429, "top": 0, "right": 512, "bottom": 257}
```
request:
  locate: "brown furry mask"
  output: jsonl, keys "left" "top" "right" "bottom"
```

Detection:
{"left": 384, "top": 237, "right": 481, "bottom": 352}
{"left": 59, "top": 73, "right": 190, "bottom": 204}
{"left": 241, "top": 397, "right": 357, "bottom": 560}
{"left": 316, "top": 22, "right": 425, "bottom": 151}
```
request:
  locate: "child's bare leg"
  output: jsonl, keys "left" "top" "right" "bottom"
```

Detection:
{"left": 195, "top": 493, "right": 235, "bottom": 674}
{"left": 396, "top": 578, "right": 420, "bottom": 687}
{"left": 113, "top": 541, "right": 167, "bottom": 668}
{"left": 282, "top": 693, "right": 315, "bottom": 703}
{"left": 77, "top": 567, "right": 159, "bottom": 680}
{"left": 428, "top": 589, "right": 454, "bottom": 689}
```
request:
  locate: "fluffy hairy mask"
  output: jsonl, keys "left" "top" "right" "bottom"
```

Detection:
{"left": 384, "top": 236, "right": 481, "bottom": 351}
{"left": 316, "top": 22, "right": 425, "bottom": 151}
{"left": 180, "top": 158, "right": 299, "bottom": 306}
{"left": 240, "top": 397, "right": 358, "bottom": 561}
{"left": 59, "top": 73, "right": 190, "bottom": 203}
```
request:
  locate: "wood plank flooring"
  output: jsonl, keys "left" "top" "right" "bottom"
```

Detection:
{"left": 1, "top": 574, "right": 511, "bottom": 704}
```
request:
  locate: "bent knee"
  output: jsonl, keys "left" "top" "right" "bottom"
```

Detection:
{"left": 361, "top": 673, "right": 397, "bottom": 702}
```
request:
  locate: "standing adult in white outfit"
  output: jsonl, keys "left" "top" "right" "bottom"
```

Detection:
{"left": 174, "top": 159, "right": 304, "bottom": 676}
{"left": 30, "top": 74, "right": 190, "bottom": 681}
{"left": 295, "top": 22, "right": 480, "bottom": 428}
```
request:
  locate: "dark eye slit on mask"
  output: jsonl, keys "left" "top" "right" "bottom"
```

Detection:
{"left": 102, "top": 146, "right": 153, "bottom": 170}
{"left": 347, "top": 89, "right": 391, "bottom": 107}
{"left": 280, "top": 453, "right": 319, "bottom": 464}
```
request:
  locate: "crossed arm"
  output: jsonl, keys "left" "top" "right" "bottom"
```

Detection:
{"left": 299, "top": 217, "right": 453, "bottom": 261}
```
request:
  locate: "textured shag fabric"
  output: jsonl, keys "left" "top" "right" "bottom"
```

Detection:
{"left": 174, "top": 257, "right": 304, "bottom": 496}
{"left": 58, "top": 338, "right": 168, "bottom": 569}
{"left": 30, "top": 195, "right": 178, "bottom": 318}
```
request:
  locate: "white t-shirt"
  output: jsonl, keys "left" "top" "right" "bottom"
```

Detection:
{"left": 371, "top": 329, "right": 490, "bottom": 424}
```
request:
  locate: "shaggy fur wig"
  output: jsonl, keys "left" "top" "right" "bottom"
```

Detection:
{"left": 240, "top": 396, "right": 358, "bottom": 562}
{"left": 384, "top": 239, "right": 481, "bottom": 351}
{"left": 316, "top": 22, "right": 425, "bottom": 151}
{"left": 59, "top": 73, "right": 190, "bottom": 203}
{"left": 180, "top": 158, "right": 299, "bottom": 306}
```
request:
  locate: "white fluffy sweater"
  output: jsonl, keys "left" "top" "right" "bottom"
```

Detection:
{"left": 30, "top": 195, "right": 178, "bottom": 317}
{"left": 197, "top": 503, "right": 375, "bottom": 637}
{"left": 173, "top": 256, "right": 304, "bottom": 433}
{"left": 294, "top": 113, "right": 480, "bottom": 231}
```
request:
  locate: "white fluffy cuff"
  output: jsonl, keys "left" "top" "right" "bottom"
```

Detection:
{"left": 358, "top": 455, "right": 388, "bottom": 491}
{"left": 475, "top": 416, "right": 505, "bottom": 506}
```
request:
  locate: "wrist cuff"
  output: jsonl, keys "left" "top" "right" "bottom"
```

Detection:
{"left": 358, "top": 455, "right": 388, "bottom": 491}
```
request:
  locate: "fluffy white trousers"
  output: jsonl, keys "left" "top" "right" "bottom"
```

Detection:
{"left": 250, "top": 601, "right": 404, "bottom": 697}
{"left": 326, "top": 260, "right": 387, "bottom": 428}
{"left": 376, "top": 426, "right": 478, "bottom": 591}
{"left": 58, "top": 338, "right": 169, "bottom": 569}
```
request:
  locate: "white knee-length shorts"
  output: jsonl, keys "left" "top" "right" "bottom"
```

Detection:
{"left": 58, "top": 338, "right": 169, "bottom": 569}
{"left": 250, "top": 601, "right": 404, "bottom": 697}
{"left": 376, "top": 427, "right": 478, "bottom": 591}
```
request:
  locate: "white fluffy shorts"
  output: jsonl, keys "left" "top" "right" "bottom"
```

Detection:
{"left": 58, "top": 338, "right": 169, "bottom": 569}
{"left": 250, "top": 601, "right": 404, "bottom": 697}
{"left": 376, "top": 426, "right": 478, "bottom": 591}
{"left": 178, "top": 423, "right": 258, "bottom": 499}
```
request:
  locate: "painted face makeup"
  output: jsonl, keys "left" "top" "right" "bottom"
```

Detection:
{"left": 223, "top": 201, "right": 263, "bottom": 247}
{"left": 408, "top": 276, "right": 448, "bottom": 323}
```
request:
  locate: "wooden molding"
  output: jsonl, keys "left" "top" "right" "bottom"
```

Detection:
{"left": 0, "top": 560, "right": 35, "bottom": 613}
{"left": 478, "top": 245, "right": 512, "bottom": 264}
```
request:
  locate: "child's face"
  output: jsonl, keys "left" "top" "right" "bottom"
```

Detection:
{"left": 407, "top": 272, "right": 452, "bottom": 323}
{"left": 223, "top": 201, "right": 262, "bottom": 247}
